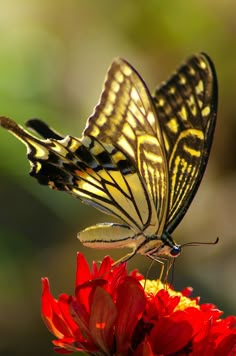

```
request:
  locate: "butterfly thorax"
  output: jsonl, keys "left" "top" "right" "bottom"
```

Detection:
{"left": 138, "top": 231, "right": 181, "bottom": 258}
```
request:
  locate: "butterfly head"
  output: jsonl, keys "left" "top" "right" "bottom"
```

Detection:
{"left": 155, "top": 242, "right": 181, "bottom": 258}
{"left": 159, "top": 231, "right": 181, "bottom": 258}
{"left": 144, "top": 232, "right": 181, "bottom": 259}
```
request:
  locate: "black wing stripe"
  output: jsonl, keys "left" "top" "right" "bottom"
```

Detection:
{"left": 26, "top": 119, "right": 64, "bottom": 140}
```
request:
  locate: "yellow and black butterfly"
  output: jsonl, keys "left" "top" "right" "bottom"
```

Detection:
{"left": 0, "top": 53, "right": 217, "bottom": 264}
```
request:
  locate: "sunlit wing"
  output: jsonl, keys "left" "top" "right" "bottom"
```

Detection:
{"left": 83, "top": 58, "right": 169, "bottom": 233}
{"left": 0, "top": 53, "right": 217, "bottom": 261}
{"left": 0, "top": 117, "right": 158, "bottom": 235}
{"left": 152, "top": 53, "right": 217, "bottom": 233}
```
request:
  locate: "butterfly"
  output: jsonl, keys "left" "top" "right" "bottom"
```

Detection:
{"left": 0, "top": 53, "right": 218, "bottom": 264}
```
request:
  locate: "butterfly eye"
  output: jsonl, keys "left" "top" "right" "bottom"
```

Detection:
{"left": 170, "top": 245, "right": 181, "bottom": 257}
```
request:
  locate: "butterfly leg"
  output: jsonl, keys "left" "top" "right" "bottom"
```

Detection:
{"left": 111, "top": 250, "right": 138, "bottom": 268}
{"left": 146, "top": 254, "right": 174, "bottom": 285}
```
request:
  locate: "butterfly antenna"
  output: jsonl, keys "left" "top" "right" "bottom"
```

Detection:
{"left": 181, "top": 237, "right": 219, "bottom": 248}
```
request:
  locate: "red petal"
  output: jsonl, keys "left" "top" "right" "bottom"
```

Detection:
{"left": 92, "top": 260, "right": 99, "bottom": 276}
{"left": 185, "top": 307, "right": 206, "bottom": 337}
{"left": 157, "top": 289, "right": 180, "bottom": 315}
{"left": 146, "top": 289, "right": 180, "bottom": 321}
{"left": 41, "top": 278, "right": 65, "bottom": 338}
{"left": 129, "top": 269, "right": 144, "bottom": 281}
{"left": 42, "top": 278, "right": 82, "bottom": 343}
{"left": 96, "top": 255, "right": 114, "bottom": 277}
{"left": 200, "top": 303, "right": 222, "bottom": 319}
{"left": 149, "top": 311, "right": 193, "bottom": 354}
{"left": 106, "top": 262, "right": 127, "bottom": 296}
{"left": 115, "top": 277, "right": 146, "bottom": 353}
{"left": 57, "top": 294, "right": 81, "bottom": 337}
{"left": 41, "top": 278, "right": 54, "bottom": 318}
{"left": 222, "top": 316, "right": 236, "bottom": 329}
{"left": 181, "top": 287, "right": 193, "bottom": 297}
{"left": 75, "top": 253, "right": 93, "bottom": 311}
{"left": 75, "top": 253, "right": 91, "bottom": 286}
{"left": 53, "top": 338, "right": 78, "bottom": 353}
{"left": 215, "top": 333, "right": 236, "bottom": 356}
{"left": 89, "top": 286, "right": 117, "bottom": 353}
{"left": 69, "top": 296, "right": 91, "bottom": 340}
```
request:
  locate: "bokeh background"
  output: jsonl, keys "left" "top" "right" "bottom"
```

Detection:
{"left": 0, "top": 1, "right": 235, "bottom": 355}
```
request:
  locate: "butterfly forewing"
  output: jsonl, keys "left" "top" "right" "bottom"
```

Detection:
{"left": 152, "top": 53, "right": 217, "bottom": 233}
{"left": 83, "top": 58, "right": 169, "bottom": 233}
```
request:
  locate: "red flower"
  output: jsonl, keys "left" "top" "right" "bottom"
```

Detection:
{"left": 41, "top": 253, "right": 236, "bottom": 355}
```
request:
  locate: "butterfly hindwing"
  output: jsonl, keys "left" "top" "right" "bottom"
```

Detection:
{"left": 152, "top": 53, "right": 217, "bottom": 233}
{"left": 0, "top": 117, "right": 158, "bottom": 234}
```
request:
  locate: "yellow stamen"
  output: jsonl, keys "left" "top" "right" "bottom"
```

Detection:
{"left": 140, "top": 279, "right": 199, "bottom": 310}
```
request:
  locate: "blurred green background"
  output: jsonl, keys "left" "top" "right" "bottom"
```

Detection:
{"left": 0, "top": 1, "right": 236, "bottom": 355}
